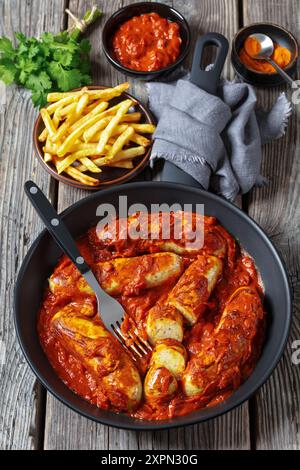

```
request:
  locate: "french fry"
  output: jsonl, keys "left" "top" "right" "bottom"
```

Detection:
{"left": 58, "top": 147, "right": 109, "bottom": 173}
{"left": 78, "top": 157, "right": 102, "bottom": 173}
{"left": 121, "top": 112, "right": 141, "bottom": 123}
{"left": 76, "top": 159, "right": 134, "bottom": 172}
{"left": 83, "top": 100, "right": 112, "bottom": 116}
{"left": 111, "top": 124, "right": 129, "bottom": 137}
{"left": 40, "top": 109, "right": 56, "bottom": 139}
{"left": 130, "top": 133, "right": 151, "bottom": 147}
{"left": 57, "top": 113, "right": 112, "bottom": 157}
{"left": 81, "top": 106, "right": 138, "bottom": 141}
{"left": 47, "top": 83, "right": 129, "bottom": 102}
{"left": 91, "top": 125, "right": 128, "bottom": 143}
{"left": 39, "top": 107, "right": 62, "bottom": 142}
{"left": 97, "top": 100, "right": 133, "bottom": 153}
{"left": 80, "top": 110, "right": 139, "bottom": 144}
{"left": 106, "top": 126, "right": 135, "bottom": 160}
{"left": 93, "top": 146, "right": 146, "bottom": 167}
{"left": 71, "top": 148, "right": 108, "bottom": 158}
{"left": 56, "top": 154, "right": 80, "bottom": 174}
{"left": 84, "top": 119, "right": 130, "bottom": 144}
{"left": 84, "top": 99, "right": 102, "bottom": 115}
{"left": 53, "top": 107, "right": 62, "bottom": 128}
{"left": 44, "top": 153, "right": 52, "bottom": 163}
{"left": 69, "top": 142, "right": 110, "bottom": 153}
{"left": 110, "top": 160, "right": 134, "bottom": 169}
{"left": 84, "top": 83, "right": 130, "bottom": 100}
{"left": 51, "top": 112, "right": 78, "bottom": 143}
{"left": 41, "top": 85, "right": 153, "bottom": 186}
{"left": 68, "top": 101, "right": 109, "bottom": 133}
{"left": 83, "top": 116, "right": 112, "bottom": 143}
{"left": 39, "top": 128, "right": 48, "bottom": 142}
{"left": 64, "top": 166, "right": 100, "bottom": 186}
{"left": 131, "top": 123, "right": 156, "bottom": 133}
{"left": 58, "top": 102, "right": 77, "bottom": 118}
{"left": 100, "top": 102, "right": 123, "bottom": 116}
{"left": 76, "top": 93, "right": 89, "bottom": 115}
{"left": 108, "top": 137, "right": 117, "bottom": 146}
{"left": 43, "top": 142, "right": 59, "bottom": 155}
{"left": 47, "top": 94, "right": 80, "bottom": 114}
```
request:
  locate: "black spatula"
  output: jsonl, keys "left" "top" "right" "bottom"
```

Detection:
{"left": 160, "top": 33, "right": 229, "bottom": 186}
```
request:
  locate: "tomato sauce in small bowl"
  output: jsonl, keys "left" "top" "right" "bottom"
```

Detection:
{"left": 102, "top": 2, "right": 191, "bottom": 80}
{"left": 112, "top": 12, "right": 182, "bottom": 72}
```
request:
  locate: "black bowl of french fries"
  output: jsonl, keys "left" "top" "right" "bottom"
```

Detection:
{"left": 33, "top": 84, "right": 156, "bottom": 190}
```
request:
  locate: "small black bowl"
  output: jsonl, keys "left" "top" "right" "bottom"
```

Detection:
{"left": 102, "top": 2, "right": 191, "bottom": 81}
{"left": 232, "top": 22, "right": 299, "bottom": 86}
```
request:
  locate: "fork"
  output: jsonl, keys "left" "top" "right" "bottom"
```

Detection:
{"left": 24, "top": 181, "right": 152, "bottom": 360}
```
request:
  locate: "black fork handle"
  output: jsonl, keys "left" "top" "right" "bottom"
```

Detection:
{"left": 24, "top": 180, "right": 90, "bottom": 275}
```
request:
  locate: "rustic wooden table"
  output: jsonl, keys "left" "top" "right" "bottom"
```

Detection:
{"left": 0, "top": 0, "right": 299, "bottom": 451}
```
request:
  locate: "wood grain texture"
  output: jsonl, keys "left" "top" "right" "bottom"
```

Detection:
{"left": 0, "top": 0, "right": 67, "bottom": 450}
{"left": 166, "top": 0, "right": 250, "bottom": 450}
{"left": 243, "top": 0, "right": 300, "bottom": 450}
{"left": 44, "top": 0, "right": 251, "bottom": 451}
{"left": 173, "top": 0, "right": 238, "bottom": 79}
{"left": 44, "top": 0, "right": 128, "bottom": 451}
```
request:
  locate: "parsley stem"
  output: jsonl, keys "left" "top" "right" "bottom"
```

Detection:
{"left": 66, "top": 6, "right": 102, "bottom": 42}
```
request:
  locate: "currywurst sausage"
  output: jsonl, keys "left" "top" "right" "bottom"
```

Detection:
{"left": 96, "top": 252, "right": 183, "bottom": 296}
{"left": 144, "top": 340, "right": 187, "bottom": 402}
{"left": 168, "top": 255, "right": 223, "bottom": 325}
{"left": 144, "top": 366, "right": 178, "bottom": 402}
{"left": 149, "top": 341, "right": 187, "bottom": 378}
{"left": 146, "top": 304, "right": 184, "bottom": 346}
{"left": 183, "top": 287, "right": 264, "bottom": 398}
{"left": 51, "top": 301, "right": 142, "bottom": 411}
{"left": 50, "top": 252, "right": 183, "bottom": 298}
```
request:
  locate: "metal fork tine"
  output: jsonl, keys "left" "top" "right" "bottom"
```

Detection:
{"left": 120, "top": 318, "right": 153, "bottom": 352}
{"left": 116, "top": 320, "right": 148, "bottom": 355}
{"left": 136, "top": 334, "right": 152, "bottom": 352}
{"left": 111, "top": 324, "right": 137, "bottom": 361}
{"left": 114, "top": 322, "right": 143, "bottom": 358}
{"left": 128, "top": 332, "right": 148, "bottom": 355}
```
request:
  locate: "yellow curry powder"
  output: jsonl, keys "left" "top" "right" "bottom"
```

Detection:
{"left": 239, "top": 35, "right": 291, "bottom": 73}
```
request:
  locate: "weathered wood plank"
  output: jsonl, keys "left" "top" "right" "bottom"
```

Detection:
{"left": 166, "top": 0, "right": 251, "bottom": 451}
{"left": 243, "top": 0, "right": 300, "bottom": 450}
{"left": 174, "top": 0, "right": 238, "bottom": 80}
{"left": 44, "top": 0, "right": 123, "bottom": 451}
{"left": 44, "top": 0, "right": 249, "bottom": 450}
{"left": 0, "top": 0, "right": 67, "bottom": 450}
{"left": 43, "top": 0, "right": 160, "bottom": 451}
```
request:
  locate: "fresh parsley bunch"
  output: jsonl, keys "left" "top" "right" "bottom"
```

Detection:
{"left": 0, "top": 7, "right": 102, "bottom": 107}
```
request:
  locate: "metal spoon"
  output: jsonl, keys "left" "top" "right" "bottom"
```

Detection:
{"left": 248, "top": 33, "right": 294, "bottom": 86}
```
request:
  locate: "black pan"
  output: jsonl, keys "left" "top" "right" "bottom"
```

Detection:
{"left": 14, "top": 34, "right": 292, "bottom": 430}
{"left": 14, "top": 181, "right": 292, "bottom": 430}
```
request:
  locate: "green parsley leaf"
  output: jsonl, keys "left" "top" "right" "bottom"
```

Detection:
{"left": 0, "top": 58, "right": 16, "bottom": 84}
{"left": 32, "top": 90, "right": 48, "bottom": 108}
{"left": 0, "top": 37, "right": 15, "bottom": 57}
{"left": 48, "top": 61, "right": 83, "bottom": 91}
{"left": 79, "top": 38, "right": 91, "bottom": 55}
{"left": 25, "top": 70, "right": 52, "bottom": 92}
{"left": 0, "top": 9, "right": 97, "bottom": 107}
{"left": 52, "top": 48, "right": 73, "bottom": 67}
{"left": 14, "top": 32, "right": 26, "bottom": 43}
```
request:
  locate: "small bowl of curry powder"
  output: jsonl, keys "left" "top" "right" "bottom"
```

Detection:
{"left": 231, "top": 22, "right": 298, "bottom": 86}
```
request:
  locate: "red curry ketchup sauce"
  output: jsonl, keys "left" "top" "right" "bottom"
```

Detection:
{"left": 38, "top": 213, "right": 265, "bottom": 421}
{"left": 112, "top": 12, "right": 182, "bottom": 71}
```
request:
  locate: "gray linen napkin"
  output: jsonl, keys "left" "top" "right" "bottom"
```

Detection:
{"left": 148, "top": 75, "right": 291, "bottom": 200}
